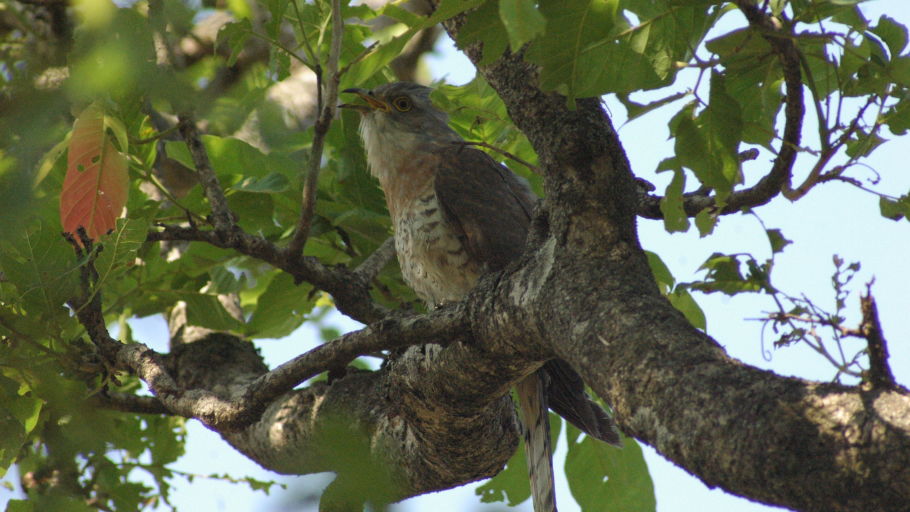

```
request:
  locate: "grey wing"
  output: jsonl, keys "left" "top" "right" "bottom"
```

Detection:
{"left": 434, "top": 145, "right": 536, "bottom": 271}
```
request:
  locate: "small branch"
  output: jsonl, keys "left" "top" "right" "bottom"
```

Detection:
{"left": 286, "top": 0, "right": 344, "bottom": 257}
{"left": 859, "top": 285, "right": 895, "bottom": 389}
{"left": 148, "top": 224, "right": 388, "bottom": 324}
{"left": 92, "top": 392, "right": 171, "bottom": 415}
{"left": 782, "top": 95, "right": 876, "bottom": 201}
{"left": 177, "top": 114, "right": 235, "bottom": 234}
{"left": 637, "top": 1, "right": 804, "bottom": 219}
{"left": 237, "top": 305, "right": 468, "bottom": 428}
{"left": 458, "top": 141, "right": 541, "bottom": 174}
{"left": 354, "top": 237, "right": 396, "bottom": 282}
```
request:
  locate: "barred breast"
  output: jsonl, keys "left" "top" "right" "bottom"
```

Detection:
{"left": 394, "top": 189, "right": 482, "bottom": 307}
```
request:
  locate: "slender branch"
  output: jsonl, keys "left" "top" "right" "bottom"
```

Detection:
{"left": 354, "top": 236, "right": 396, "bottom": 282}
{"left": 286, "top": 0, "right": 344, "bottom": 257}
{"left": 92, "top": 392, "right": 172, "bottom": 415}
{"left": 148, "top": 223, "right": 388, "bottom": 323}
{"left": 458, "top": 141, "right": 541, "bottom": 174}
{"left": 782, "top": 95, "right": 876, "bottom": 201}
{"left": 176, "top": 114, "right": 235, "bottom": 234}
{"left": 637, "top": 1, "right": 804, "bottom": 219}
{"left": 237, "top": 304, "right": 467, "bottom": 427}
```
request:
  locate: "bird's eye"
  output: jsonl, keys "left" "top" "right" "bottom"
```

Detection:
{"left": 392, "top": 96, "right": 412, "bottom": 112}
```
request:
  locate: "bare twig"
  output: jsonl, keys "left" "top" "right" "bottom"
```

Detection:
{"left": 286, "top": 0, "right": 344, "bottom": 257}
{"left": 177, "top": 114, "right": 235, "bottom": 234}
{"left": 458, "top": 141, "right": 541, "bottom": 174}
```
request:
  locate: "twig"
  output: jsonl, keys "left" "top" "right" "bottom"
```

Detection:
{"left": 354, "top": 237, "right": 396, "bottom": 282}
{"left": 286, "top": 0, "right": 344, "bottom": 257}
{"left": 458, "top": 141, "right": 541, "bottom": 174}
{"left": 92, "top": 392, "right": 171, "bottom": 415}
{"left": 177, "top": 114, "right": 235, "bottom": 234}
{"left": 859, "top": 284, "right": 895, "bottom": 389}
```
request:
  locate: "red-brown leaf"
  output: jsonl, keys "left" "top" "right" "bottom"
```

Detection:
{"left": 59, "top": 104, "right": 129, "bottom": 242}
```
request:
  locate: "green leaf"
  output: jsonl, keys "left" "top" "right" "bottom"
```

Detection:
{"left": 499, "top": 0, "right": 547, "bottom": 51}
{"left": 668, "top": 288, "right": 706, "bottom": 330}
{"left": 233, "top": 172, "right": 290, "bottom": 193}
{"left": 246, "top": 272, "right": 316, "bottom": 338}
{"left": 871, "top": 15, "right": 908, "bottom": 58}
{"left": 765, "top": 228, "right": 792, "bottom": 254}
{"left": 94, "top": 218, "right": 150, "bottom": 290}
{"left": 644, "top": 250, "right": 674, "bottom": 293}
{"left": 658, "top": 166, "right": 690, "bottom": 233}
{"left": 690, "top": 253, "right": 766, "bottom": 295}
{"left": 879, "top": 195, "right": 910, "bottom": 221}
{"left": 180, "top": 292, "right": 244, "bottom": 331}
{"left": 457, "top": 0, "right": 509, "bottom": 66}
{"left": 565, "top": 425, "right": 656, "bottom": 512}
{"left": 0, "top": 220, "right": 80, "bottom": 324}
{"left": 209, "top": 266, "right": 247, "bottom": 294}
{"left": 617, "top": 90, "right": 689, "bottom": 123}
{"left": 694, "top": 207, "right": 716, "bottom": 237}
{"left": 0, "top": 375, "right": 43, "bottom": 478}
{"left": 216, "top": 19, "right": 253, "bottom": 67}
{"left": 527, "top": 0, "right": 664, "bottom": 102}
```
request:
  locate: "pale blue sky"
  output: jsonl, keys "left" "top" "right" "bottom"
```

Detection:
{"left": 2, "top": 2, "right": 907, "bottom": 511}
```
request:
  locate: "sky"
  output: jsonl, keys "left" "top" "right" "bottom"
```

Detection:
{"left": 2, "top": 1, "right": 908, "bottom": 511}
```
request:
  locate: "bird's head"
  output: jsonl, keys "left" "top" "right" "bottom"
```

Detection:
{"left": 340, "top": 82, "right": 462, "bottom": 178}
{"left": 340, "top": 82, "right": 460, "bottom": 141}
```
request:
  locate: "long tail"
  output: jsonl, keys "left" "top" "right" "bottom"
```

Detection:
{"left": 517, "top": 373, "right": 557, "bottom": 512}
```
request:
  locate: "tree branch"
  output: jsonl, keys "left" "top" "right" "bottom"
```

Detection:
{"left": 148, "top": 224, "right": 387, "bottom": 323}
{"left": 286, "top": 0, "right": 344, "bottom": 257}
{"left": 434, "top": 5, "right": 910, "bottom": 511}
{"left": 637, "top": 1, "right": 805, "bottom": 219}
{"left": 176, "top": 114, "right": 235, "bottom": 234}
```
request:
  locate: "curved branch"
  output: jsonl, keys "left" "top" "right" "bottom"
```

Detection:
{"left": 637, "top": 1, "right": 805, "bottom": 219}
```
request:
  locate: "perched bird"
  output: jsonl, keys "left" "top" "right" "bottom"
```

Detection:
{"left": 341, "top": 82, "right": 621, "bottom": 512}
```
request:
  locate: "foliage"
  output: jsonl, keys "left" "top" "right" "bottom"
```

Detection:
{"left": 0, "top": 0, "right": 907, "bottom": 510}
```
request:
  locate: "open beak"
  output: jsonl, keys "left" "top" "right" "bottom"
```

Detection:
{"left": 339, "top": 88, "right": 391, "bottom": 113}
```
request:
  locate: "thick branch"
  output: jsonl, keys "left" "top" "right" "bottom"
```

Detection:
{"left": 436, "top": 5, "right": 909, "bottom": 511}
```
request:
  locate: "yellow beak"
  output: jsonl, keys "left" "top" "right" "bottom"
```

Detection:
{"left": 339, "top": 88, "right": 391, "bottom": 113}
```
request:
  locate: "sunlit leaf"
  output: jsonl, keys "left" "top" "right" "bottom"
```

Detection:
{"left": 499, "top": 0, "right": 547, "bottom": 51}
{"left": 60, "top": 104, "right": 129, "bottom": 243}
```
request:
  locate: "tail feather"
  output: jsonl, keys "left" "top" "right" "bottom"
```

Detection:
{"left": 543, "top": 359, "right": 622, "bottom": 447}
{"left": 516, "top": 373, "right": 558, "bottom": 512}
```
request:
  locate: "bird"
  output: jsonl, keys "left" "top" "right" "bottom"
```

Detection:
{"left": 340, "top": 81, "right": 621, "bottom": 512}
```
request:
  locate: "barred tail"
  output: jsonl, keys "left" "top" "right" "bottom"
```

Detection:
{"left": 517, "top": 372, "right": 558, "bottom": 512}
